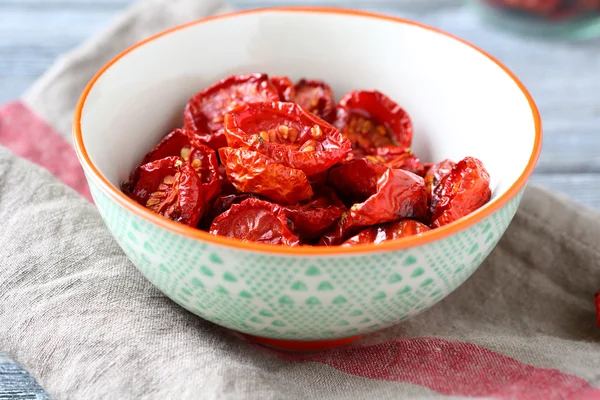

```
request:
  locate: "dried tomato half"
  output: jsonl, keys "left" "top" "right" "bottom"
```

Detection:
{"left": 424, "top": 159, "right": 456, "bottom": 202}
{"left": 198, "top": 193, "right": 255, "bottom": 231}
{"left": 430, "top": 157, "right": 491, "bottom": 228}
{"left": 219, "top": 147, "right": 314, "bottom": 205}
{"left": 271, "top": 76, "right": 296, "bottom": 102}
{"left": 341, "top": 220, "right": 431, "bottom": 247}
{"left": 141, "top": 129, "right": 192, "bottom": 165}
{"left": 321, "top": 160, "right": 428, "bottom": 245}
{"left": 362, "top": 147, "right": 425, "bottom": 177}
{"left": 335, "top": 90, "right": 413, "bottom": 151}
{"left": 139, "top": 129, "right": 221, "bottom": 204}
{"left": 183, "top": 73, "right": 279, "bottom": 151}
{"left": 124, "top": 156, "right": 204, "bottom": 227}
{"left": 327, "top": 158, "right": 388, "bottom": 206}
{"left": 224, "top": 101, "right": 351, "bottom": 177}
{"left": 282, "top": 187, "right": 346, "bottom": 241}
{"left": 209, "top": 198, "right": 300, "bottom": 246}
{"left": 294, "top": 79, "right": 336, "bottom": 122}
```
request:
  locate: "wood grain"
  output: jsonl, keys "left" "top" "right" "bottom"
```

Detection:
{"left": 0, "top": 0, "right": 598, "bottom": 398}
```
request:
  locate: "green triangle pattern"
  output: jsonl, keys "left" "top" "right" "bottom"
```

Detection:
{"left": 216, "top": 285, "right": 229, "bottom": 295}
{"left": 372, "top": 291, "right": 386, "bottom": 300}
{"left": 291, "top": 281, "right": 308, "bottom": 291}
{"left": 306, "top": 296, "right": 321, "bottom": 305}
{"left": 388, "top": 273, "right": 403, "bottom": 284}
{"left": 190, "top": 278, "right": 204, "bottom": 288}
{"left": 209, "top": 253, "right": 224, "bottom": 264}
{"left": 410, "top": 268, "right": 425, "bottom": 278}
{"left": 305, "top": 266, "right": 321, "bottom": 276}
{"left": 279, "top": 295, "right": 294, "bottom": 305}
{"left": 403, "top": 255, "right": 417, "bottom": 266}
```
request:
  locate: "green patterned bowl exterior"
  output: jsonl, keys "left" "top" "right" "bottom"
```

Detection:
{"left": 88, "top": 177, "right": 524, "bottom": 341}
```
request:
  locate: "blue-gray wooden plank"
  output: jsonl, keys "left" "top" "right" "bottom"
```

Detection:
{"left": 0, "top": 1, "right": 599, "bottom": 398}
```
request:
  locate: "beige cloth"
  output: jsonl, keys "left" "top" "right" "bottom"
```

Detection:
{"left": 0, "top": 0, "right": 599, "bottom": 399}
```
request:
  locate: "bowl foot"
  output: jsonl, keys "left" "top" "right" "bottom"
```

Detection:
{"left": 244, "top": 334, "right": 363, "bottom": 352}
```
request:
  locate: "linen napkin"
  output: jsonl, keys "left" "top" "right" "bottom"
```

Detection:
{"left": 1, "top": 0, "right": 599, "bottom": 399}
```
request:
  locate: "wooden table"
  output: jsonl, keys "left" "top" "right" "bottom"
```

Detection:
{"left": 1, "top": 0, "right": 599, "bottom": 398}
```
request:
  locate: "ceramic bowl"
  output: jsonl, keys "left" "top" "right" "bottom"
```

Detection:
{"left": 73, "top": 7, "right": 541, "bottom": 351}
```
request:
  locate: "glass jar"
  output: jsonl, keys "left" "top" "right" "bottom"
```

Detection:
{"left": 471, "top": 0, "right": 600, "bottom": 39}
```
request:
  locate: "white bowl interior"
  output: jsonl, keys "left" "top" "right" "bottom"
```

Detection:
{"left": 80, "top": 10, "right": 536, "bottom": 204}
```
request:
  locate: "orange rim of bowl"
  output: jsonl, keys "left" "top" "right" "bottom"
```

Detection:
{"left": 73, "top": 6, "right": 542, "bottom": 256}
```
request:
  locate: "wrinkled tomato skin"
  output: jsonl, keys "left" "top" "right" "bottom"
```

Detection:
{"left": 209, "top": 198, "right": 300, "bottom": 246}
{"left": 271, "top": 76, "right": 296, "bottom": 102}
{"left": 327, "top": 159, "right": 388, "bottom": 206}
{"left": 138, "top": 129, "right": 221, "bottom": 204}
{"left": 124, "top": 156, "right": 205, "bottom": 227}
{"left": 219, "top": 147, "right": 314, "bottom": 205}
{"left": 347, "top": 168, "right": 428, "bottom": 227}
{"left": 431, "top": 157, "right": 491, "bottom": 228}
{"left": 198, "top": 193, "right": 255, "bottom": 231}
{"left": 188, "top": 140, "right": 221, "bottom": 204}
{"left": 183, "top": 73, "right": 279, "bottom": 151}
{"left": 186, "top": 130, "right": 229, "bottom": 152}
{"left": 294, "top": 79, "right": 336, "bottom": 122}
{"left": 424, "top": 159, "right": 456, "bottom": 205}
{"left": 335, "top": 90, "right": 413, "bottom": 151}
{"left": 223, "top": 101, "right": 351, "bottom": 177}
{"left": 141, "top": 129, "right": 192, "bottom": 165}
{"left": 321, "top": 163, "right": 428, "bottom": 245}
{"left": 341, "top": 219, "right": 431, "bottom": 247}
{"left": 282, "top": 187, "right": 346, "bottom": 242}
{"left": 366, "top": 146, "right": 425, "bottom": 176}
{"left": 218, "top": 163, "right": 238, "bottom": 196}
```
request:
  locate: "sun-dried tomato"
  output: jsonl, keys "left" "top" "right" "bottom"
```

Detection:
{"left": 271, "top": 76, "right": 296, "bottom": 102}
{"left": 360, "top": 147, "right": 425, "bottom": 176}
{"left": 183, "top": 73, "right": 279, "bottom": 151}
{"left": 281, "top": 187, "right": 346, "bottom": 242}
{"left": 209, "top": 198, "right": 300, "bottom": 246}
{"left": 217, "top": 163, "right": 238, "bottom": 197}
{"left": 219, "top": 147, "right": 313, "bottom": 205}
{"left": 122, "top": 73, "right": 493, "bottom": 247}
{"left": 141, "top": 129, "right": 192, "bottom": 165}
{"left": 341, "top": 219, "right": 431, "bottom": 246}
{"left": 327, "top": 158, "right": 388, "bottom": 206}
{"left": 294, "top": 79, "right": 336, "bottom": 122}
{"left": 139, "top": 129, "right": 221, "bottom": 204}
{"left": 223, "top": 101, "right": 351, "bottom": 177}
{"left": 430, "top": 157, "right": 491, "bottom": 228}
{"left": 424, "top": 159, "right": 456, "bottom": 203}
{"left": 335, "top": 90, "right": 413, "bottom": 151}
{"left": 123, "top": 156, "right": 204, "bottom": 227}
{"left": 320, "top": 160, "right": 428, "bottom": 245}
{"left": 198, "top": 193, "right": 255, "bottom": 231}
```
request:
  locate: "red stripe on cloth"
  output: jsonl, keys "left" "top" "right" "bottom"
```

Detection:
{"left": 0, "top": 101, "right": 92, "bottom": 201}
{"left": 272, "top": 337, "right": 600, "bottom": 399}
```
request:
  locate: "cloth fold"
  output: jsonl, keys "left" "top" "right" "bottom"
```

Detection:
{"left": 0, "top": 0, "right": 599, "bottom": 399}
